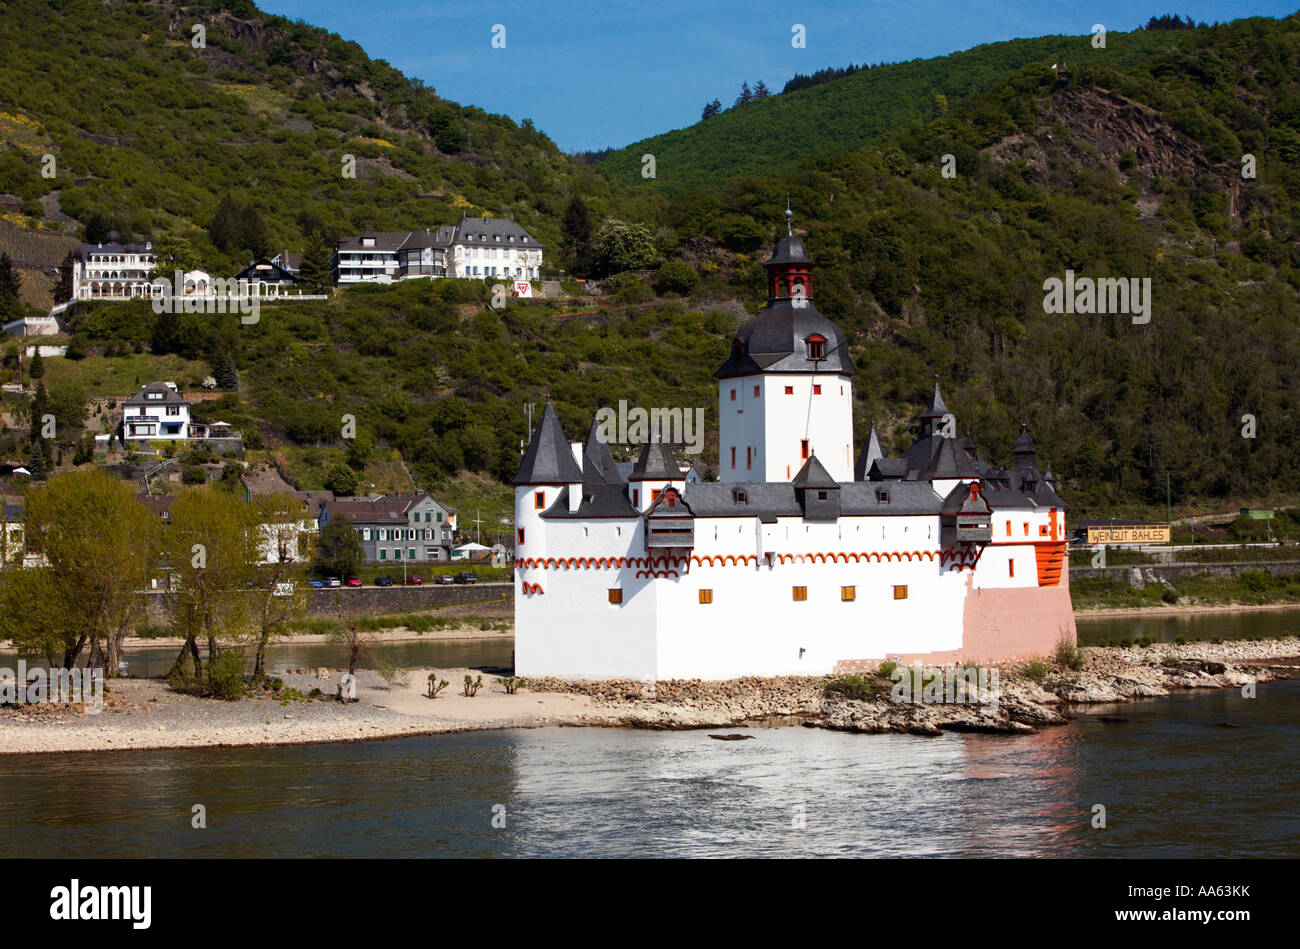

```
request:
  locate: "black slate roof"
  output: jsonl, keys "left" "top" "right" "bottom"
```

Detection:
{"left": 681, "top": 480, "right": 944, "bottom": 518}
{"left": 541, "top": 484, "right": 639, "bottom": 519}
{"left": 854, "top": 425, "right": 883, "bottom": 480}
{"left": 453, "top": 216, "right": 543, "bottom": 248}
{"left": 582, "top": 419, "right": 623, "bottom": 486}
{"left": 791, "top": 454, "right": 837, "bottom": 487}
{"left": 513, "top": 403, "right": 583, "bottom": 485}
{"left": 631, "top": 441, "right": 680, "bottom": 480}
{"left": 766, "top": 234, "right": 812, "bottom": 267}
{"left": 922, "top": 437, "right": 982, "bottom": 480}
{"left": 715, "top": 298, "right": 856, "bottom": 379}
{"left": 918, "top": 382, "right": 950, "bottom": 421}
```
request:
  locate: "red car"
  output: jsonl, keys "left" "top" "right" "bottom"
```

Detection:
{"left": 345, "top": 576, "right": 362, "bottom": 587}
{"left": 405, "top": 576, "right": 424, "bottom": 586}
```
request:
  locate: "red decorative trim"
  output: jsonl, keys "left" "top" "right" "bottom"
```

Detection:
{"left": 516, "top": 548, "right": 984, "bottom": 572}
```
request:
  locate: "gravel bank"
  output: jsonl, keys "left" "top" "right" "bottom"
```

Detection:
{"left": 2, "top": 638, "right": 1294, "bottom": 754}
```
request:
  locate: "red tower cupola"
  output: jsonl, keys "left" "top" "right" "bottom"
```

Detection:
{"left": 764, "top": 205, "right": 814, "bottom": 302}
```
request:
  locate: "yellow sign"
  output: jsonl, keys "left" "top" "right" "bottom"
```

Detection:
{"left": 1086, "top": 525, "right": 1170, "bottom": 545}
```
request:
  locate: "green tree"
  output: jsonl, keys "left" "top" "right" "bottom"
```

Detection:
{"left": 1, "top": 470, "right": 158, "bottom": 671}
{"left": 317, "top": 516, "right": 363, "bottom": 578}
{"left": 148, "top": 235, "right": 201, "bottom": 280}
{"left": 53, "top": 252, "right": 74, "bottom": 305}
{"left": 249, "top": 494, "right": 312, "bottom": 680}
{"left": 0, "top": 252, "right": 21, "bottom": 319}
{"left": 297, "top": 230, "right": 332, "bottom": 290}
{"left": 213, "top": 352, "right": 238, "bottom": 390}
{"left": 590, "top": 219, "right": 659, "bottom": 276}
{"left": 163, "top": 488, "right": 259, "bottom": 686}
{"left": 28, "top": 348, "right": 44, "bottom": 379}
{"left": 324, "top": 463, "right": 360, "bottom": 496}
{"left": 653, "top": 260, "right": 699, "bottom": 296}
{"left": 561, "top": 194, "right": 594, "bottom": 274}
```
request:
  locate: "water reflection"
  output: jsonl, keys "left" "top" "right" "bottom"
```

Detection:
{"left": 1076, "top": 606, "right": 1300, "bottom": 645}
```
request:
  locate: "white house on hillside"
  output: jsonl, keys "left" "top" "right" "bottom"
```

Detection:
{"left": 70, "top": 240, "right": 159, "bottom": 300}
{"left": 331, "top": 218, "right": 542, "bottom": 286}
{"left": 121, "top": 382, "right": 190, "bottom": 440}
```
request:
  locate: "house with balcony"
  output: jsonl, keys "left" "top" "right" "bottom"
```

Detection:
{"left": 331, "top": 218, "right": 542, "bottom": 286}
{"left": 70, "top": 239, "right": 159, "bottom": 300}
{"left": 121, "top": 382, "right": 191, "bottom": 441}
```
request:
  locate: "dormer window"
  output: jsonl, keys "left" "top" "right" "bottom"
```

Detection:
{"left": 807, "top": 334, "right": 826, "bottom": 360}
{"left": 876, "top": 489, "right": 889, "bottom": 503}
{"left": 733, "top": 489, "right": 747, "bottom": 505}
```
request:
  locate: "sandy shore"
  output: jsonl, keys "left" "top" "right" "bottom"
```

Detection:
{"left": 2, "top": 637, "right": 1295, "bottom": 754}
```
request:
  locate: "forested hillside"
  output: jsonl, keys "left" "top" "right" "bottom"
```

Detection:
{"left": 0, "top": 0, "right": 656, "bottom": 274}
{"left": 596, "top": 27, "right": 1201, "bottom": 193}
{"left": 0, "top": 2, "right": 1297, "bottom": 523}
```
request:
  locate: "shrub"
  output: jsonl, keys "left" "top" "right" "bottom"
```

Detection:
{"left": 500, "top": 676, "right": 520, "bottom": 695}
{"left": 208, "top": 649, "right": 247, "bottom": 700}
{"left": 462, "top": 674, "right": 482, "bottom": 697}
{"left": 181, "top": 464, "right": 207, "bottom": 484}
{"left": 1054, "top": 636, "right": 1085, "bottom": 671}
{"left": 824, "top": 673, "right": 889, "bottom": 701}
{"left": 1024, "top": 659, "right": 1051, "bottom": 683}
{"left": 1161, "top": 587, "right": 1178, "bottom": 604}
{"left": 427, "top": 674, "right": 449, "bottom": 698}
{"left": 653, "top": 260, "right": 699, "bottom": 296}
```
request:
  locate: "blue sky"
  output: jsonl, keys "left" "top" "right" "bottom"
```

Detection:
{"left": 257, "top": 0, "right": 1299, "bottom": 152}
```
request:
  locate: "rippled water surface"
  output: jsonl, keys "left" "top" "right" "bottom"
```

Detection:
{"left": 2, "top": 678, "right": 1296, "bottom": 857}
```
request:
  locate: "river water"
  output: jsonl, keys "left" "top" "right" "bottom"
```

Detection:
{"left": 1, "top": 609, "right": 1297, "bottom": 858}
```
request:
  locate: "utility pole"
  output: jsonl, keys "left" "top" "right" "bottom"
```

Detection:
{"left": 1170, "top": 470, "right": 1180, "bottom": 535}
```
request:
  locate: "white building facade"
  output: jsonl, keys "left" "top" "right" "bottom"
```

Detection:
{"left": 70, "top": 241, "right": 159, "bottom": 300}
{"left": 514, "top": 222, "right": 1074, "bottom": 681}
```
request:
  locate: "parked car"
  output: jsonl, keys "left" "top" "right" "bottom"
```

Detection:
{"left": 454, "top": 572, "right": 478, "bottom": 585}
{"left": 375, "top": 576, "right": 394, "bottom": 587}
{"left": 345, "top": 576, "right": 362, "bottom": 587}
{"left": 308, "top": 579, "right": 325, "bottom": 589}
{"left": 435, "top": 575, "right": 455, "bottom": 585}
{"left": 405, "top": 576, "right": 424, "bottom": 586}
{"left": 327, "top": 577, "right": 342, "bottom": 587}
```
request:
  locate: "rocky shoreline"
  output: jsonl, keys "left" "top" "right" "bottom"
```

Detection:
{"left": 1, "top": 638, "right": 1295, "bottom": 754}
{"left": 528, "top": 635, "right": 1298, "bottom": 735}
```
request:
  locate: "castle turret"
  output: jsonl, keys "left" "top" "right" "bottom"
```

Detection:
{"left": 628, "top": 440, "right": 682, "bottom": 512}
{"left": 513, "top": 403, "right": 583, "bottom": 556}
{"left": 715, "top": 212, "right": 855, "bottom": 483}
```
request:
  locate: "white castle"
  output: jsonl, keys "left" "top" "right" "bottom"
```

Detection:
{"left": 514, "top": 217, "right": 1075, "bottom": 681}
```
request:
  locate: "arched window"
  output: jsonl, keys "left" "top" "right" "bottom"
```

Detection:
{"left": 806, "top": 334, "right": 826, "bottom": 360}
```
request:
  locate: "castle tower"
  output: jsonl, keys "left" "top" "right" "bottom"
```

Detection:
{"left": 714, "top": 212, "right": 856, "bottom": 482}
{"left": 512, "top": 402, "right": 583, "bottom": 558}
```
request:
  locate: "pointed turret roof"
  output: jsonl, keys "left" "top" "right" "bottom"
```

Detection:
{"left": 854, "top": 424, "right": 883, "bottom": 481}
{"left": 1014, "top": 424, "right": 1036, "bottom": 457}
{"left": 582, "top": 418, "right": 622, "bottom": 486}
{"left": 917, "top": 382, "right": 950, "bottom": 421}
{"left": 792, "top": 452, "right": 838, "bottom": 488}
{"left": 512, "top": 403, "right": 583, "bottom": 485}
{"left": 631, "top": 440, "right": 680, "bottom": 480}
